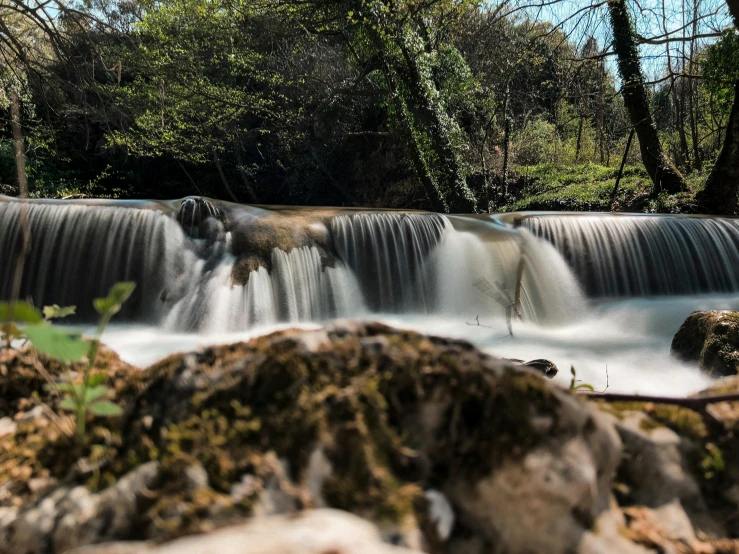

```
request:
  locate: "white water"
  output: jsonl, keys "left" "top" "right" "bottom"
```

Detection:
{"left": 87, "top": 291, "right": 733, "bottom": 396}
{"left": 524, "top": 214, "right": 739, "bottom": 296}
{"left": 3, "top": 198, "right": 738, "bottom": 397}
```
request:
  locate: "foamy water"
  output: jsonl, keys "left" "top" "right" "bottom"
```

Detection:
{"left": 79, "top": 291, "right": 739, "bottom": 397}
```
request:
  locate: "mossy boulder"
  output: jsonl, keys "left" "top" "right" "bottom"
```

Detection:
{"left": 671, "top": 311, "right": 739, "bottom": 377}
{"left": 0, "top": 322, "right": 622, "bottom": 554}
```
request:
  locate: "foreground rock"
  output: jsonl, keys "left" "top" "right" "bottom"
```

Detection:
{"left": 69, "top": 509, "right": 422, "bottom": 554}
{"left": 2, "top": 322, "right": 739, "bottom": 553}
{"left": 672, "top": 310, "right": 739, "bottom": 377}
{"left": 0, "top": 321, "right": 626, "bottom": 554}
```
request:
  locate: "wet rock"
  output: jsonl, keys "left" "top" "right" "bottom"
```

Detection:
{"left": 0, "top": 418, "right": 16, "bottom": 438}
{"left": 614, "top": 411, "right": 702, "bottom": 508}
{"left": 70, "top": 509, "right": 424, "bottom": 554}
{"left": 2, "top": 462, "right": 161, "bottom": 554}
{"left": 524, "top": 358, "right": 559, "bottom": 378}
{"left": 503, "top": 357, "right": 559, "bottom": 379}
{"left": 442, "top": 393, "right": 622, "bottom": 554}
{"left": 229, "top": 213, "right": 332, "bottom": 281}
{"left": 15, "top": 323, "right": 739, "bottom": 553}
{"left": 0, "top": 345, "right": 137, "bottom": 417}
{"left": 423, "top": 490, "right": 454, "bottom": 541}
{"left": 176, "top": 197, "right": 224, "bottom": 238}
{"left": 672, "top": 310, "right": 739, "bottom": 377}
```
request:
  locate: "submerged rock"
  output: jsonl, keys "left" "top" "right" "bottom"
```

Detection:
{"left": 671, "top": 310, "right": 739, "bottom": 377}
{"left": 524, "top": 358, "right": 559, "bottom": 378}
{"left": 503, "top": 358, "right": 559, "bottom": 379}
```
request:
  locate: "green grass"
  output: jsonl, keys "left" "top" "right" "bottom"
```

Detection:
{"left": 501, "top": 163, "right": 707, "bottom": 213}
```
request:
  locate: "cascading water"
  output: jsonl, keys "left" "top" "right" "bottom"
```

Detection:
{"left": 163, "top": 246, "right": 366, "bottom": 333}
{"left": 164, "top": 209, "right": 584, "bottom": 330}
{"left": 331, "top": 212, "right": 447, "bottom": 312}
{"left": 3, "top": 196, "right": 737, "bottom": 395}
{"left": 522, "top": 214, "right": 739, "bottom": 297}
{"left": 0, "top": 200, "right": 182, "bottom": 319}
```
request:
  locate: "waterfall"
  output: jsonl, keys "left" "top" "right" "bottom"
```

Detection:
{"left": 0, "top": 198, "right": 592, "bottom": 330}
{"left": 162, "top": 246, "right": 366, "bottom": 333}
{"left": 522, "top": 215, "right": 739, "bottom": 297}
{"left": 0, "top": 200, "right": 182, "bottom": 318}
{"left": 331, "top": 213, "right": 447, "bottom": 312}
{"left": 427, "top": 226, "right": 586, "bottom": 325}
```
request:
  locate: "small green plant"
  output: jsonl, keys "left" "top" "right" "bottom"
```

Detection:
{"left": 569, "top": 365, "right": 595, "bottom": 392}
{"left": 0, "top": 282, "right": 136, "bottom": 439}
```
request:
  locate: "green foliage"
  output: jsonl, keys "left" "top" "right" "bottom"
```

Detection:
{"left": 0, "top": 0, "right": 731, "bottom": 210}
{"left": 0, "top": 302, "right": 43, "bottom": 323}
{"left": 1, "top": 283, "right": 135, "bottom": 439}
{"left": 503, "top": 163, "right": 651, "bottom": 212}
{"left": 702, "top": 31, "right": 739, "bottom": 121}
{"left": 105, "top": 0, "right": 290, "bottom": 165}
{"left": 93, "top": 282, "right": 136, "bottom": 318}
{"left": 569, "top": 365, "right": 594, "bottom": 392}
{"left": 43, "top": 305, "right": 76, "bottom": 321}
{"left": 23, "top": 325, "right": 88, "bottom": 362}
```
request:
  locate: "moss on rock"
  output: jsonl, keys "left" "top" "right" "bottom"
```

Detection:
{"left": 672, "top": 311, "right": 739, "bottom": 377}
{"left": 0, "top": 322, "right": 573, "bottom": 549}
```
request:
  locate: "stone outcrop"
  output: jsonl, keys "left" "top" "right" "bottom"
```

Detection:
{"left": 69, "top": 509, "right": 423, "bottom": 554}
{"left": 2, "top": 322, "right": 739, "bottom": 553}
{"left": 672, "top": 310, "right": 739, "bottom": 377}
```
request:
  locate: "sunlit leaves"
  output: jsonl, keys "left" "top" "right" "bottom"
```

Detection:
{"left": 94, "top": 281, "right": 136, "bottom": 317}
{"left": 57, "top": 384, "right": 123, "bottom": 417}
{"left": 105, "top": 0, "right": 290, "bottom": 162}
{"left": 88, "top": 401, "right": 123, "bottom": 416}
{"left": 43, "top": 305, "right": 76, "bottom": 321}
{"left": 0, "top": 302, "right": 43, "bottom": 323}
{"left": 23, "top": 324, "right": 89, "bottom": 362}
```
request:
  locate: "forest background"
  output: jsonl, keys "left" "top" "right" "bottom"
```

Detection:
{"left": 2, "top": 0, "right": 739, "bottom": 214}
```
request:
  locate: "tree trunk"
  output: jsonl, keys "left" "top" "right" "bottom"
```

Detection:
{"left": 697, "top": 78, "right": 739, "bottom": 214}
{"left": 396, "top": 37, "right": 477, "bottom": 213}
{"left": 663, "top": 0, "right": 688, "bottom": 167}
{"left": 697, "top": 0, "right": 739, "bottom": 214}
{"left": 212, "top": 149, "right": 239, "bottom": 203}
{"left": 234, "top": 134, "right": 259, "bottom": 203}
{"left": 727, "top": 0, "right": 739, "bottom": 25}
{"left": 8, "top": 89, "right": 30, "bottom": 317}
{"left": 674, "top": 79, "right": 690, "bottom": 167}
{"left": 607, "top": 0, "right": 686, "bottom": 194}
{"left": 502, "top": 86, "right": 511, "bottom": 196}
{"left": 575, "top": 116, "right": 584, "bottom": 162}
{"left": 688, "top": 0, "right": 702, "bottom": 171}
{"left": 597, "top": 75, "right": 606, "bottom": 164}
{"left": 10, "top": 91, "right": 28, "bottom": 197}
{"left": 382, "top": 60, "right": 445, "bottom": 213}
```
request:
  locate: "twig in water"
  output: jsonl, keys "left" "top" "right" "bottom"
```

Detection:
{"left": 466, "top": 315, "right": 494, "bottom": 329}
{"left": 473, "top": 278, "right": 520, "bottom": 337}
{"left": 600, "top": 365, "right": 609, "bottom": 394}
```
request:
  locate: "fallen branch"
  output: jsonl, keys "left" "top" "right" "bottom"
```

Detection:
{"left": 579, "top": 391, "right": 739, "bottom": 412}
{"left": 466, "top": 315, "right": 494, "bottom": 329}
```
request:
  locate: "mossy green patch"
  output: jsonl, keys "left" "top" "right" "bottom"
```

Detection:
{"left": 501, "top": 163, "right": 708, "bottom": 213}
{"left": 0, "top": 324, "right": 567, "bottom": 543}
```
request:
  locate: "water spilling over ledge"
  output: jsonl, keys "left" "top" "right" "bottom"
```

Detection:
{"left": 2, "top": 196, "right": 739, "bottom": 395}
{"left": 0, "top": 196, "right": 588, "bottom": 330}
{"left": 518, "top": 213, "right": 739, "bottom": 297}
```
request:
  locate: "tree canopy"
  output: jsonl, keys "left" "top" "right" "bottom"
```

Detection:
{"left": 1, "top": 0, "right": 737, "bottom": 213}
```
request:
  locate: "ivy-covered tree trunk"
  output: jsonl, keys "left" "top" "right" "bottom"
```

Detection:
{"left": 607, "top": 0, "right": 686, "bottom": 194}
{"left": 395, "top": 38, "right": 477, "bottom": 213}
{"left": 382, "top": 60, "right": 445, "bottom": 213}
{"left": 698, "top": 1, "right": 739, "bottom": 214}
